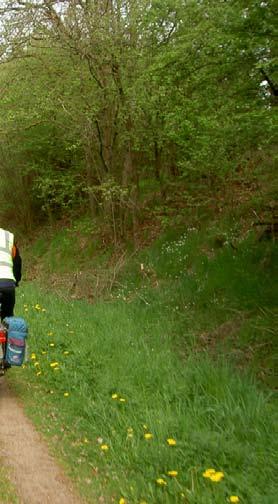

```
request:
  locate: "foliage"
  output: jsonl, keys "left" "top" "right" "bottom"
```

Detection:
{"left": 0, "top": 0, "right": 276, "bottom": 235}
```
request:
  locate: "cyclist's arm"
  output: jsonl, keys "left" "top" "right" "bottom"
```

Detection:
{"left": 12, "top": 243, "right": 22, "bottom": 286}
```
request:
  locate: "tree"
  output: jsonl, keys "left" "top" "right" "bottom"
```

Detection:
{"left": 0, "top": 1, "right": 275, "bottom": 236}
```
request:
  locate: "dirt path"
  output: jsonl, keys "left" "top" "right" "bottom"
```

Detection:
{"left": 0, "top": 378, "right": 84, "bottom": 504}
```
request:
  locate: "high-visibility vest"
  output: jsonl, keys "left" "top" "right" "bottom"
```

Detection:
{"left": 0, "top": 228, "right": 16, "bottom": 281}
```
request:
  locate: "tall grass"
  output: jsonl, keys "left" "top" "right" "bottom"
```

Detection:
{"left": 8, "top": 228, "right": 278, "bottom": 503}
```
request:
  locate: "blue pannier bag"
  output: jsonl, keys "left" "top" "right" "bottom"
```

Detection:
{"left": 4, "top": 317, "right": 28, "bottom": 366}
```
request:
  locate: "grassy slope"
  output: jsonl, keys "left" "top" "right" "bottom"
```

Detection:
{"left": 7, "top": 214, "right": 278, "bottom": 504}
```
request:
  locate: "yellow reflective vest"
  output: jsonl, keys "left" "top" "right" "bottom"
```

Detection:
{"left": 0, "top": 228, "right": 16, "bottom": 281}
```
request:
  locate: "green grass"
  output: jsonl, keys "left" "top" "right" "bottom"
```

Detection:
{"left": 8, "top": 227, "right": 278, "bottom": 503}
{"left": 0, "top": 464, "right": 19, "bottom": 503}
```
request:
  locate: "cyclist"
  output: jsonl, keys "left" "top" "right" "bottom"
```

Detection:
{"left": 0, "top": 227, "right": 22, "bottom": 321}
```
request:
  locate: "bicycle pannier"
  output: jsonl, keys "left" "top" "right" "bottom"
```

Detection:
{"left": 4, "top": 317, "right": 28, "bottom": 366}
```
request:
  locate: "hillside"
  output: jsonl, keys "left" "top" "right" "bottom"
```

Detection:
{"left": 5, "top": 180, "right": 277, "bottom": 504}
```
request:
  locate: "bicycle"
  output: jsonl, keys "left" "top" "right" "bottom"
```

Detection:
{"left": 0, "top": 295, "right": 8, "bottom": 376}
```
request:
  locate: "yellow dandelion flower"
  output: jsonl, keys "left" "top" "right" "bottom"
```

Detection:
{"left": 229, "top": 497, "right": 240, "bottom": 503}
{"left": 24, "top": 308, "right": 28, "bottom": 312}
{"left": 202, "top": 468, "right": 216, "bottom": 478}
{"left": 167, "top": 438, "right": 176, "bottom": 446}
{"left": 100, "top": 444, "right": 109, "bottom": 451}
{"left": 167, "top": 470, "right": 178, "bottom": 477}
{"left": 127, "top": 427, "right": 133, "bottom": 438}
{"left": 119, "top": 397, "right": 126, "bottom": 402}
{"left": 119, "top": 498, "right": 126, "bottom": 504}
{"left": 42, "top": 308, "right": 46, "bottom": 312}
{"left": 50, "top": 390, "right": 54, "bottom": 394}
{"left": 156, "top": 478, "right": 167, "bottom": 486}
{"left": 47, "top": 332, "right": 53, "bottom": 336}
{"left": 53, "top": 367, "right": 60, "bottom": 371}
{"left": 36, "top": 371, "right": 42, "bottom": 376}
{"left": 34, "top": 362, "right": 40, "bottom": 367}
{"left": 35, "top": 304, "right": 41, "bottom": 310}
{"left": 50, "top": 362, "right": 59, "bottom": 367}
{"left": 144, "top": 433, "right": 153, "bottom": 440}
{"left": 112, "top": 393, "right": 118, "bottom": 399}
{"left": 209, "top": 471, "right": 224, "bottom": 482}
{"left": 83, "top": 437, "right": 89, "bottom": 444}
{"left": 41, "top": 351, "right": 47, "bottom": 355}
{"left": 49, "top": 343, "right": 55, "bottom": 347}
{"left": 64, "top": 392, "right": 69, "bottom": 397}
{"left": 31, "top": 353, "right": 36, "bottom": 360}
{"left": 63, "top": 351, "right": 69, "bottom": 355}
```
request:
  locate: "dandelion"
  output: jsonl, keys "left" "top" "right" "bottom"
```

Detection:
{"left": 49, "top": 390, "right": 54, "bottom": 394}
{"left": 100, "top": 444, "right": 109, "bottom": 451}
{"left": 47, "top": 332, "right": 53, "bottom": 336}
{"left": 49, "top": 343, "right": 55, "bottom": 347}
{"left": 36, "top": 371, "right": 42, "bottom": 376}
{"left": 156, "top": 478, "right": 167, "bottom": 486}
{"left": 112, "top": 393, "right": 118, "bottom": 399}
{"left": 144, "top": 433, "right": 153, "bottom": 440}
{"left": 64, "top": 392, "right": 69, "bottom": 397}
{"left": 42, "top": 308, "right": 46, "bottom": 312}
{"left": 209, "top": 471, "right": 224, "bottom": 482}
{"left": 34, "top": 362, "right": 40, "bottom": 367}
{"left": 119, "top": 397, "right": 126, "bottom": 402}
{"left": 229, "top": 497, "right": 239, "bottom": 503}
{"left": 63, "top": 351, "right": 69, "bottom": 355}
{"left": 31, "top": 353, "right": 36, "bottom": 360}
{"left": 202, "top": 468, "right": 216, "bottom": 478}
{"left": 167, "top": 470, "right": 178, "bottom": 477}
{"left": 41, "top": 351, "right": 47, "bottom": 355}
{"left": 119, "top": 498, "right": 126, "bottom": 504}
{"left": 24, "top": 308, "right": 28, "bottom": 312}
{"left": 83, "top": 437, "right": 89, "bottom": 444}
{"left": 50, "top": 362, "right": 59, "bottom": 368}
{"left": 35, "top": 304, "right": 41, "bottom": 310}
{"left": 167, "top": 438, "right": 176, "bottom": 446}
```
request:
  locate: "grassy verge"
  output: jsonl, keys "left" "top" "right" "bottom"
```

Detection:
{"left": 8, "top": 225, "right": 278, "bottom": 503}
{"left": 0, "top": 464, "right": 19, "bottom": 503}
